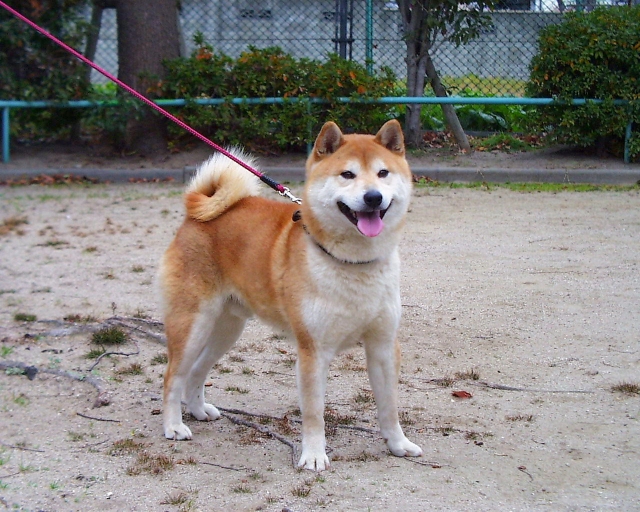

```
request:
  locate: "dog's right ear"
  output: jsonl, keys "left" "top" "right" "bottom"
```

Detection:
{"left": 314, "top": 122, "right": 344, "bottom": 157}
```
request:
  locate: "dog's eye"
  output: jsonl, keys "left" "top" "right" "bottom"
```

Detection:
{"left": 378, "top": 169, "right": 389, "bottom": 178}
{"left": 340, "top": 171, "right": 356, "bottom": 180}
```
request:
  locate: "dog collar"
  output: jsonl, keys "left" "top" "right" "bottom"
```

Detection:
{"left": 292, "top": 210, "right": 379, "bottom": 266}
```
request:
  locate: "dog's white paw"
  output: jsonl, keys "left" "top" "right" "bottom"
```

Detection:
{"left": 189, "top": 403, "right": 220, "bottom": 422}
{"left": 387, "top": 437, "right": 423, "bottom": 458}
{"left": 164, "top": 423, "right": 193, "bottom": 441}
{"left": 298, "top": 449, "right": 330, "bottom": 472}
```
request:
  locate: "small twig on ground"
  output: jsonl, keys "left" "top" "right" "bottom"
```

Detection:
{"left": 472, "top": 381, "right": 595, "bottom": 394}
{"left": 199, "top": 461, "right": 247, "bottom": 471}
{"left": 0, "top": 441, "right": 44, "bottom": 453}
{"left": 86, "top": 340, "right": 140, "bottom": 372}
{"left": 0, "top": 472, "right": 21, "bottom": 479}
{"left": 220, "top": 412, "right": 297, "bottom": 468}
{"left": 402, "top": 457, "right": 445, "bottom": 468}
{"left": 76, "top": 412, "right": 121, "bottom": 423}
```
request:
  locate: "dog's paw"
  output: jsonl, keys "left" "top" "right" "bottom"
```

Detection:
{"left": 297, "top": 450, "right": 330, "bottom": 472}
{"left": 189, "top": 403, "right": 220, "bottom": 422}
{"left": 164, "top": 423, "right": 193, "bottom": 441}
{"left": 387, "top": 437, "right": 423, "bottom": 458}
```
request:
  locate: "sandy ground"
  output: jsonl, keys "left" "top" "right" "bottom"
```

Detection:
{"left": 0, "top": 177, "right": 639, "bottom": 511}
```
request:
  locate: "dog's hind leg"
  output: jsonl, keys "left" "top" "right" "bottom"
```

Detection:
{"left": 163, "top": 297, "right": 239, "bottom": 440}
{"left": 364, "top": 337, "right": 423, "bottom": 458}
{"left": 184, "top": 302, "right": 247, "bottom": 422}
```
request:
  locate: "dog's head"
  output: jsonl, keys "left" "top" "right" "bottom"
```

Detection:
{"left": 301, "top": 120, "right": 412, "bottom": 262}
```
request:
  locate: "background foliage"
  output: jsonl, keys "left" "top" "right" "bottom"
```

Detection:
{"left": 159, "top": 39, "right": 397, "bottom": 152}
{"left": 526, "top": 6, "right": 640, "bottom": 161}
{"left": 0, "top": 0, "right": 91, "bottom": 137}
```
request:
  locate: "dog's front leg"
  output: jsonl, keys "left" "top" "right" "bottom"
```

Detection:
{"left": 296, "top": 344, "right": 332, "bottom": 471}
{"left": 365, "top": 338, "right": 423, "bottom": 458}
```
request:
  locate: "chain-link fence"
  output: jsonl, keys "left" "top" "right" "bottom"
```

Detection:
{"left": 87, "top": 0, "right": 628, "bottom": 96}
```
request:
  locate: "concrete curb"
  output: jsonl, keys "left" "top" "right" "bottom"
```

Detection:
{"left": 1, "top": 165, "right": 639, "bottom": 185}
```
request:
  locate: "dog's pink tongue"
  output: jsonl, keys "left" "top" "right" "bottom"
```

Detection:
{"left": 356, "top": 211, "right": 384, "bottom": 237}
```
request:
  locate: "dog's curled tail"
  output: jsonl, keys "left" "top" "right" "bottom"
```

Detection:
{"left": 185, "top": 149, "right": 262, "bottom": 222}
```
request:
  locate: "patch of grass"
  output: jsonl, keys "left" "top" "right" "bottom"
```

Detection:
{"left": 225, "top": 386, "right": 249, "bottom": 394}
{"left": 83, "top": 246, "right": 98, "bottom": 253}
{"left": 41, "top": 239, "right": 69, "bottom": 247}
{"left": 435, "top": 375, "right": 456, "bottom": 387}
{"left": 84, "top": 347, "right": 106, "bottom": 360}
{"left": 115, "top": 363, "right": 144, "bottom": 376}
{"left": 92, "top": 326, "right": 127, "bottom": 345}
{"left": 232, "top": 483, "right": 252, "bottom": 494}
{"left": 1, "top": 346, "right": 14, "bottom": 358}
{"left": 4, "top": 366, "right": 25, "bottom": 376}
{"left": 354, "top": 389, "right": 375, "bottom": 404}
{"left": 611, "top": 381, "right": 640, "bottom": 395}
{"left": 67, "top": 431, "right": 85, "bottom": 442}
{"left": 291, "top": 479, "right": 314, "bottom": 497}
{"left": 13, "top": 393, "right": 29, "bottom": 407}
{"left": 127, "top": 451, "right": 175, "bottom": 475}
{"left": 0, "top": 215, "right": 28, "bottom": 236}
{"left": 151, "top": 353, "right": 168, "bottom": 365}
{"left": 229, "top": 355, "right": 245, "bottom": 363}
{"left": 454, "top": 368, "right": 481, "bottom": 381}
{"left": 506, "top": 414, "right": 534, "bottom": 422}
{"left": 335, "top": 451, "right": 380, "bottom": 463}
{"left": 64, "top": 313, "right": 98, "bottom": 323}
{"left": 399, "top": 410, "right": 415, "bottom": 426}
{"left": 131, "top": 265, "right": 145, "bottom": 273}
{"left": 160, "top": 491, "right": 189, "bottom": 506}
{"left": 214, "top": 364, "right": 233, "bottom": 374}
{"left": 14, "top": 313, "right": 37, "bottom": 322}
{"left": 108, "top": 438, "right": 147, "bottom": 456}
{"left": 473, "top": 133, "right": 534, "bottom": 152}
{"left": 241, "top": 367, "right": 255, "bottom": 376}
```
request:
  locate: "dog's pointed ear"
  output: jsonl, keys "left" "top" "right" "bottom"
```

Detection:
{"left": 375, "top": 120, "right": 405, "bottom": 156}
{"left": 314, "top": 122, "right": 344, "bottom": 157}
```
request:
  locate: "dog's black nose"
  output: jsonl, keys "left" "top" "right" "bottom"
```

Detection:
{"left": 363, "top": 190, "right": 383, "bottom": 208}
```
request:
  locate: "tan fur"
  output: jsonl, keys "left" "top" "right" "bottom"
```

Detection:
{"left": 160, "top": 120, "right": 422, "bottom": 471}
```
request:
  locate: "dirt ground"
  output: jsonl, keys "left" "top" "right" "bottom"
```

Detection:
{"left": 0, "top": 147, "right": 639, "bottom": 511}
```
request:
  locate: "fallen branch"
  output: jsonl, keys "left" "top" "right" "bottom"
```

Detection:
{"left": 34, "top": 316, "right": 166, "bottom": 345}
{"left": 76, "top": 412, "right": 121, "bottom": 423}
{"left": 86, "top": 340, "right": 140, "bottom": 372}
{"left": 220, "top": 412, "right": 297, "bottom": 468}
{"left": 0, "top": 360, "right": 109, "bottom": 408}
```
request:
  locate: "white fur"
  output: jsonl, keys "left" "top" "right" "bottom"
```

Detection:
{"left": 187, "top": 147, "right": 262, "bottom": 197}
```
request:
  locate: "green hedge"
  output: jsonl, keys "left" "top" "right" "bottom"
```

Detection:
{"left": 526, "top": 6, "right": 640, "bottom": 161}
{"left": 159, "top": 38, "right": 397, "bottom": 153}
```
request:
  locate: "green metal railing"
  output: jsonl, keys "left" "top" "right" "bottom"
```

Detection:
{"left": 1, "top": 96, "right": 634, "bottom": 165}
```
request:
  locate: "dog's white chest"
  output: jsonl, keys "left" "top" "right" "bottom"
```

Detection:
{"left": 300, "top": 251, "right": 401, "bottom": 350}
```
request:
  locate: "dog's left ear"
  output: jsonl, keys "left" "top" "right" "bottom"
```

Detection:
{"left": 375, "top": 120, "right": 405, "bottom": 156}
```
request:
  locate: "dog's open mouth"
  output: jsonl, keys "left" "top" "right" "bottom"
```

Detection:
{"left": 338, "top": 201, "right": 389, "bottom": 238}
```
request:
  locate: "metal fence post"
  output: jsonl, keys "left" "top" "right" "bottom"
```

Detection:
{"left": 2, "top": 107, "right": 9, "bottom": 163}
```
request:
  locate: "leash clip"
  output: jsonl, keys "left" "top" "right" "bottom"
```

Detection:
{"left": 279, "top": 186, "right": 302, "bottom": 205}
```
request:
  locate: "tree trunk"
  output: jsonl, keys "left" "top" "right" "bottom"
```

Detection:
{"left": 425, "top": 54, "right": 471, "bottom": 153}
{"left": 404, "top": 50, "right": 429, "bottom": 148}
{"left": 115, "top": 0, "right": 180, "bottom": 154}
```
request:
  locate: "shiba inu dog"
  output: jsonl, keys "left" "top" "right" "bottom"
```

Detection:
{"left": 160, "top": 120, "right": 422, "bottom": 471}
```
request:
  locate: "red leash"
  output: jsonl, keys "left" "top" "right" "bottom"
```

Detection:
{"left": 0, "top": 1, "right": 301, "bottom": 204}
